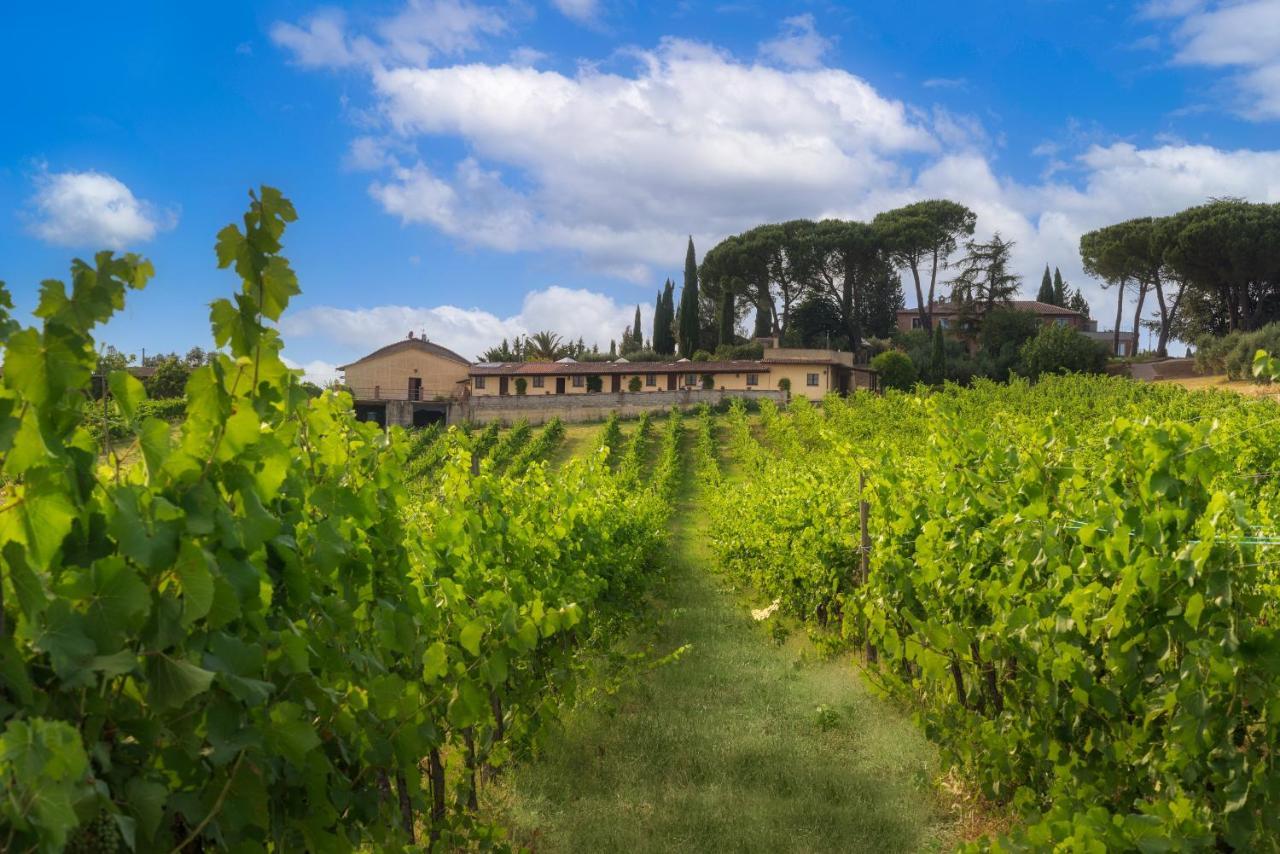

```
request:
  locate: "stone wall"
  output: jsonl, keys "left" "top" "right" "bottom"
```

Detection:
{"left": 456, "top": 388, "right": 787, "bottom": 426}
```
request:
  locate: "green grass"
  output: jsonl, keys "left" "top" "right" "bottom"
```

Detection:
{"left": 487, "top": 428, "right": 957, "bottom": 853}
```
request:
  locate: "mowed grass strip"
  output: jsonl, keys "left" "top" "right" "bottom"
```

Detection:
{"left": 488, "top": 428, "right": 955, "bottom": 853}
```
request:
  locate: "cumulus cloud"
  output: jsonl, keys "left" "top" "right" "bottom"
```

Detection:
{"left": 360, "top": 36, "right": 932, "bottom": 278}
{"left": 281, "top": 286, "right": 647, "bottom": 368}
{"left": 1149, "top": 0, "right": 1280, "bottom": 118}
{"left": 758, "top": 14, "right": 834, "bottom": 69}
{"left": 27, "top": 169, "right": 174, "bottom": 249}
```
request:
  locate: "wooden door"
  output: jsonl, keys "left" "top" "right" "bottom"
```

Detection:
{"left": 499, "top": 376, "right": 509, "bottom": 396}
{"left": 667, "top": 373, "right": 677, "bottom": 390}
{"left": 611, "top": 375, "right": 622, "bottom": 392}
{"left": 556, "top": 377, "right": 566, "bottom": 394}
{"left": 408, "top": 377, "right": 422, "bottom": 401}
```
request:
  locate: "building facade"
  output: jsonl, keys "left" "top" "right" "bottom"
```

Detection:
{"left": 339, "top": 335, "right": 877, "bottom": 427}
{"left": 895, "top": 300, "right": 1137, "bottom": 356}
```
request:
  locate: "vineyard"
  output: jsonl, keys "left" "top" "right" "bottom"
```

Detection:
{"left": 3, "top": 186, "right": 1279, "bottom": 853}
{"left": 0, "top": 190, "right": 679, "bottom": 852}
{"left": 699, "top": 381, "right": 1280, "bottom": 851}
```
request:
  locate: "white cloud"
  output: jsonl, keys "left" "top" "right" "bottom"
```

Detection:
{"left": 758, "top": 14, "right": 833, "bottom": 69}
{"left": 27, "top": 169, "right": 174, "bottom": 249}
{"left": 281, "top": 286, "right": 647, "bottom": 366}
{"left": 270, "top": 9, "right": 363, "bottom": 68}
{"left": 283, "top": 357, "right": 344, "bottom": 386}
{"left": 1152, "top": 0, "right": 1280, "bottom": 118}
{"left": 551, "top": 0, "right": 600, "bottom": 25}
{"left": 271, "top": 0, "right": 508, "bottom": 69}
{"left": 922, "top": 77, "right": 968, "bottom": 89}
{"left": 361, "top": 37, "right": 932, "bottom": 278}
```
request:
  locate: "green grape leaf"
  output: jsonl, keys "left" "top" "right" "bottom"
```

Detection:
{"left": 146, "top": 654, "right": 215, "bottom": 710}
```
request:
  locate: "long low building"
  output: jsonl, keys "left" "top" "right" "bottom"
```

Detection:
{"left": 469, "top": 351, "right": 873, "bottom": 399}
{"left": 339, "top": 333, "right": 877, "bottom": 426}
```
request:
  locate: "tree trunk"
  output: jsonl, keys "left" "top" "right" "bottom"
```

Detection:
{"left": 910, "top": 260, "right": 927, "bottom": 331}
{"left": 428, "top": 748, "right": 446, "bottom": 846}
{"left": 1131, "top": 280, "right": 1148, "bottom": 354}
{"left": 395, "top": 772, "right": 415, "bottom": 844}
{"left": 925, "top": 250, "right": 941, "bottom": 330}
{"left": 1112, "top": 279, "right": 1126, "bottom": 356}
{"left": 1159, "top": 283, "right": 1185, "bottom": 357}
{"left": 1152, "top": 274, "right": 1169, "bottom": 357}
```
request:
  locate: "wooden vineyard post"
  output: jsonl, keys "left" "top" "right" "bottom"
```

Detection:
{"left": 859, "top": 471, "right": 877, "bottom": 664}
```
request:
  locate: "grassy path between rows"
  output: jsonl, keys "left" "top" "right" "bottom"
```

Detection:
{"left": 489, "top": 428, "right": 957, "bottom": 852}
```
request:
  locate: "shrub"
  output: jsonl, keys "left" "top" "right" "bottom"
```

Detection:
{"left": 585, "top": 375, "right": 603, "bottom": 393}
{"left": 870, "top": 350, "right": 917, "bottom": 390}
{"left": 978, "top": 308, "right": 1042, "bottom": 381}
{"left": 514, "top": 377, "right": 527, "bottom": 395}
{"left": 1196, "top": 324, "right": 1280, "bottom": 381}
{"left": 143, "top": 356, "right": 190, "bottom": 399}
{"left": 627, "top": 375, "right": 642, "bottom": 392}
{"left": 701, "top": 373, "right": 715, "bottom": 390}
{"left": 1017, "top": 323, "right": 1109, "bottom": 380}
{"left": 777, "top": 377, "right": 791, "bottom": 393}
{"left": 692, "top": 350, "right": 712, "bottom": 362}
{"left": 713, "top": 342, "right": 764, "bottom": 360}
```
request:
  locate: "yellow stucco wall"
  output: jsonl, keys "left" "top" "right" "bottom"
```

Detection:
{"left": 766, "top": 363, "right": 834, "bottom": 400}
{"left": 344, "top": 348, "right": 470, "bottom": 400}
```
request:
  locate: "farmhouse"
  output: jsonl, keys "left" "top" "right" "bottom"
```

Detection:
{"left": 339, "top": 334, "right": 875, "bottom": 426}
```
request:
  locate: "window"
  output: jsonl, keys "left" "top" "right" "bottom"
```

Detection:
{"left": 532, "top": 376, "right": 544, "bottom": 388}
{"left": 746, "top": 373, "right": 759, "bottom": 386}
{"left": 685, "top": 373, "right": 698, "bottom": 386}
{"left": 646, "top": 373, "right": 656, "bottom": 387}
{"left": 939, "top": 317, "right": 951, "bottom": 329}
{"left": 1055, "top": 317, "right": 1069, "bottom": 327}
{"left": 572, "top": 375, "right": 585, "bottom": 388}
{"left": 911, "top": 316, "right": 924, "bottom": 329}
{"left": 806, "top": 373, "right": 819, "bottom": 387}
{"left": 474, "top": 376, "right": 486, "bottom": 390}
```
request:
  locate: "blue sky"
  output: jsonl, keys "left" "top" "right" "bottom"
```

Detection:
{"left": 3, "top": 0, "right": 1279, "bottom": 378}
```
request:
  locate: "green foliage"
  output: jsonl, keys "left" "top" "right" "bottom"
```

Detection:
{"left": 700, "top": 376, "right": 1280, "bottom": 850}
{"left": 1196, "top": 322, "right": 1280, "bottom": 380}
{"left": 713, "top": 342, "right": 764, "bottom": 361}
{"left": 777, "top": 377, "right": 791, "bottom": 393}
{"left": 1036, "top": 265, "right": 1054, "bottom": 303}
{"left": 141, "top": 355, "right": 190, "bottom": 399}
{"left": 0, "top": 188, "right": 673, "bottom": 852}
{"left": 928, "top": 325, "right": 946, "bottom": 384}
{"left": 678, "top": 238, "right": 701, "bottom": 355}
{"left": 627, "top": 376, "right": 642, "bottom": 393}
{"left": 1017, "top": 322, "right": 1109, "bottom": 379}
{"left": 514, "top": 376, "right": 528, "bottom": 395}
{"left": 978, "top": 308, "right": 1042, "bottom": 382}
{"left": 869, "top": 350, "right": 917, "bottom": 390}
{"left": 586, "top": 374, "right": 603, "bottom": 393}
{"left": 701, "top": 373, "right": 715, "bottom": 390}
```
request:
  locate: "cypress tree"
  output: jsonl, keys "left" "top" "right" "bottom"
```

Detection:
{"left": 632, "top": 305, "right": 643, "bottom": 351}
{"left": 1053, "top": 267, "right": 1067, "bottom": 307}
{"left": 653, "top": 290, "right": 666, "bottom": 354}
{"left": 656, "top": 278, "right": 676, "bottom": 355}
{"left": 930, "top": 323, "right": 946, "bottom": 383}
{"left": 717, "top": 286, "right": 735, "bottom": 347}
{"left": 1037, "top": 265, "right": 1054, "bottom": 304}
{"left": 678, "top": 237, "right": 700, "bottom": 355}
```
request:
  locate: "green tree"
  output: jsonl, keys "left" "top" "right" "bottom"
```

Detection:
{"left": 1053, "top": 267, "right": 1067, "bottom": 306}
{"left": 143, "top": 355, "right": 190, "bottom": 399}
{"left": 949, "top": 233, "right": 1022, "bottom": 316}
{"left": 716, "top": 286, "right": 735, "bottom": 346}
{"left": 631, "top": 305, "right": 643, "bottom": 352}
{"left": 585, "top": 374, "right": 603, "bottom": 392}
{"left": 1037, "top": 265, "right": 1055, "bottom": 303}
{"left": 929, "top": 324, "right": 946, "bottom": 384}
{"left": 1017, "top": 322, "right": 1109, "bottom": 379}
{"left": 870, "top": 349, "right": 917, "bottom": 390}
{"left": 978, "top": 307, "right": 1042, "bottom": 381}
{"left": 514, "top": 376, "right": 527, "bottom": 395}
{"left": 527, "top": 331, "right": 567, "bottom": 360}
{"left": 653, "top": 279, "right": 677, "bottom": 355}
{"left": 627, "top": 375, "right": 642, "bottom": 392}
{"left": 1068, "top": 288, "right": 1090, "bottom": 317}
{"left": 873, "top": 200, "right": 976, "bottom": 331}
{"left": 678, "top": 237, "right": 701, "bottom": 355}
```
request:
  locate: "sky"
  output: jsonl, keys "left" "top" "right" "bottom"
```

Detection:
{"left": 3, "top": 0, "right": 1280, "bottom": 381}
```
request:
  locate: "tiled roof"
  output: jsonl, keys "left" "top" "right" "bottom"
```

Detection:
{"left": 339, "top": 337, "right": 471, "bottom": 371}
